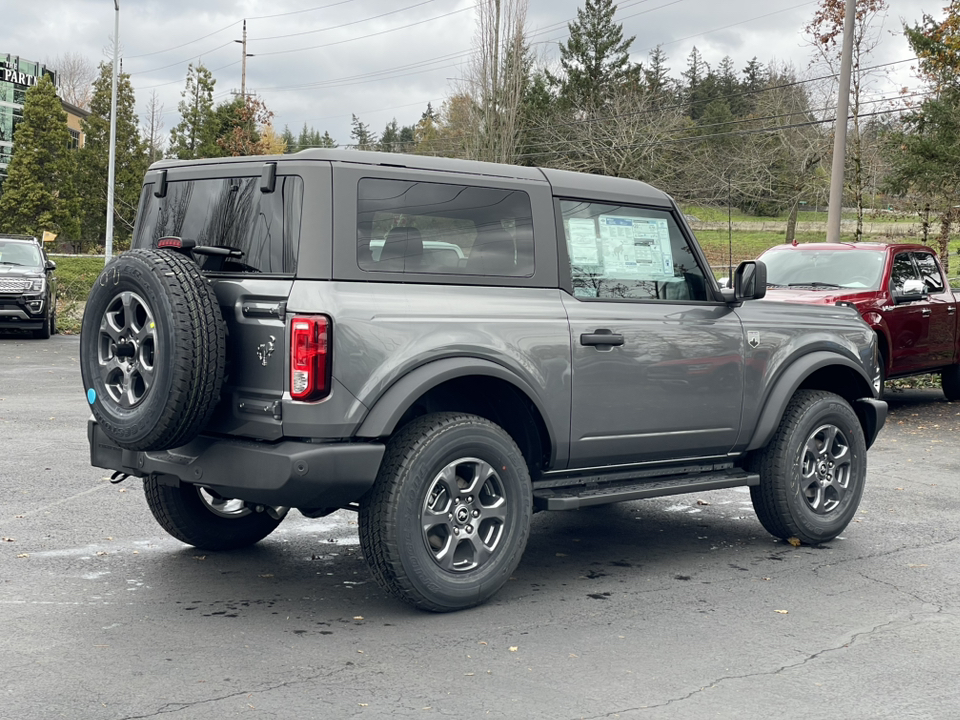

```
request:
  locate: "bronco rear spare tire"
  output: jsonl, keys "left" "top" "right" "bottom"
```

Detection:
{"left": 80, "top": 249, "right": 225, "bottom": 451}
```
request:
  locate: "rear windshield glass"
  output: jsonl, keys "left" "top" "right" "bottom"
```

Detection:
{"left": 357, "top": 178, "right": 534, "bottom": 277}
{"left": 134, "top": 176, "right": 303, "bottom": 274}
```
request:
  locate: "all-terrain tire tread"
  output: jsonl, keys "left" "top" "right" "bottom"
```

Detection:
{"left": 749, "top": 389, "right": 861, "bottom": 543}
{"left": 143, "top": 478, "right": 281, "bottom": 551}
{"left": 81, "top": 249, "right": 225, "bottom": 451}
{"left": 359, "top": 412, "right": 531, "bottom": 612}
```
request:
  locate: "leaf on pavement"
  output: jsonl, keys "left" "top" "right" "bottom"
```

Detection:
{"left": 787, "top": 537, "right": 802, "bottom": 547}
{"left": 774, "top": 609, "right": 789, "bottom": 614}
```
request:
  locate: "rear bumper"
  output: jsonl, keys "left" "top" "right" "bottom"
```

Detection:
{"left": 88, "top": 420, "right": 385, "bottom": 509}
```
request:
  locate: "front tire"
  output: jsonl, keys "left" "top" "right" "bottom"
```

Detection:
{"left": 359, "top": 413, "right": 532, "bottom": 612}
{"left": 33, "top": 300, "right": 53, "bottom": 339}
{"left": 942, "top": 364, "right": 960, "bottom": 401}
{"left": 144, "top": 477, "right": 284, "bottom": 550}
{"left": 749, "top": 390, "right": 866, "bottom": 545}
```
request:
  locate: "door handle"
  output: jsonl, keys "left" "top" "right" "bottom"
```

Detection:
{"left": 921, "top": 308, "right": 932, "bottom": 317}
{"left": 580, "top": 330, "right": 624, "bottom": 347}
{"left": 949, "top": 306, "right": 956, "bottom": 315}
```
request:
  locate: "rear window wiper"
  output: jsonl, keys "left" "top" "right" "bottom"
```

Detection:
{"left": 192, "top": 246, "right": 244, "bottom": 259}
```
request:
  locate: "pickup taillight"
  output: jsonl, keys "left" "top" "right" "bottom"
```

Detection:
{"left": 290, "top": 315, "right": 331, "bottom": 401}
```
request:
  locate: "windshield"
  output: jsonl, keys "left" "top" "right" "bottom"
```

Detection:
{"left": 0, "top": 242, "right": 42, "bottom": 268}
{"left": 762, "top": 249, "right": 886, "bottom": 290}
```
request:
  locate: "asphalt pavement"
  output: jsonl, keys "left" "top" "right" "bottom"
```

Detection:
{"left": 1, "top": 334, "right": 958, "bottom": 719}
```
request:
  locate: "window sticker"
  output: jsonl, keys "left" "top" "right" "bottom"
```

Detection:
{"left": 567, "top": 218, "right": 600, "bottom": 265}
{"left": 598, "top": 215, "right": 674, "bottom": 279}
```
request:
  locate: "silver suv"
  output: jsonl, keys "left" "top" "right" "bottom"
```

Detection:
{"left": 81, "top": 150, "right": 886, "bottom": 611}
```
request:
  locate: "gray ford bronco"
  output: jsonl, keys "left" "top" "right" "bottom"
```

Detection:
{"left": 81, "top": 150, "right": 886, "bottom": 612}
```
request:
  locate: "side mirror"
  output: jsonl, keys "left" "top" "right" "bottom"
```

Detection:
{"left": 45, "top": 259, "right": 56, "bottom": 271}
{"left": 893, "top": 278, "right": 927, "bottom": 304}
{"left": 725, "top": 260, "right": 767, "bottom": 303}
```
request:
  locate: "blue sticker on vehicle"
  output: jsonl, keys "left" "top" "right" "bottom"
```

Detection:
{"left": 87, "top": 388, "right": 96, "bottom": 404}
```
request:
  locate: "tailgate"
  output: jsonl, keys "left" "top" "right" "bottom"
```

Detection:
{"left": 206, "top": 277, "right": 293, "bottom": 440}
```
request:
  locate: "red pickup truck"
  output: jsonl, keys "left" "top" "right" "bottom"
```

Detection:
{"left": 758, "top": 242, "right": 960, "bottom": 399}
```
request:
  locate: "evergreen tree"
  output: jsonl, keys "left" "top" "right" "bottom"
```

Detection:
{"left": 350, "top": 114, "right": 377, "bottom": 150}
{"left": 318, "top": 130, "right": 337, "bottom": 148}
{"left": 216, "top": 95, "right": 275, "bottom": 156}
{"left": 0, "top": 76, "right": 78, "bottom": 239}
{"left": 550, "top": 0, "right": 637, "bottom": 109}
{"left": 281, "top": 125, "right": 297, "bottom": 153}
{"left": 889, "top": 5, "right": 960, "bottom": 270}
{"left": 74, "top": 62, "right": 147, "bottom": 251}
{"left": 379, "top": 118, "right": 401, "bottom": 152}
{"left": 169, "top": 63, "right": 218, "bottom": 159}
{"left": 297, "top": 123, "right": 311, "bottom": 151}
{"left": 415, "top": 103, "right": 441, "bottom": 154}
{"left": 397, "top": 125, "right": 415, "bottom": 149}
{"left": 644, "top": 46, "right": 672, "bottom": 98}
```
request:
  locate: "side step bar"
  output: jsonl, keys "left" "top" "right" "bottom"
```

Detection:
{"left": 532, "top": 469, "right": 760, "bottom": 511}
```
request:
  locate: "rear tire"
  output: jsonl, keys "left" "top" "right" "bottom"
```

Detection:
{"left": 144, "top": 477, "right": 284, "bottom": 550}
{"left": 359, "top": 413, "right": 532, "bottom": 612}
{"left": 749, "top": 390, "right": 866, "bottom": 545}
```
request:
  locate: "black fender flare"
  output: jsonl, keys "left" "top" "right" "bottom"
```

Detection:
{"left": 355, "top": 357, "right": 558, "bottom": 448}
{"left": 746, "top": 351, "right": 876, "bottom": 451}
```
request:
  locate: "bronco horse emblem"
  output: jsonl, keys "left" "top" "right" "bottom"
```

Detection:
{"left": 257, "top": 335, "right": 276, "bottom": 366}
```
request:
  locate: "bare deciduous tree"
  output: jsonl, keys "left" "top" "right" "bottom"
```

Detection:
{"left": 143, "top": 90, "right": 165, "bottom": 163}
{"left": 458, "top": 0, "right": 529, "bottom": 163}
{"left": 47, "top": 52, "right": 97, "bottom": 109}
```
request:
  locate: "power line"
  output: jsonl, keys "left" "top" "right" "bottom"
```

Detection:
{"left": 129, "top": 1, "right": 470, "bottom": 76}
{"left": 125, "top": 0, "right": 363, "bottom": 60}
{"left": 255, "top": 3, "right": 478, "bottom": 57}
{"left": 250, "top": 0, "right": 443, "bottom": 42}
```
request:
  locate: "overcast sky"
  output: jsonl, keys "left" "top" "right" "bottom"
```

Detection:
{"left": 6, "top": 0, "right": 945, "bottom": 149}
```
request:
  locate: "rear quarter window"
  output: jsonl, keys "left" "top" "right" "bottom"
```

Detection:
{"left": 356, "top": 178, "right": 534, "bottom": 277}
{"left": 134, "top": 175, "right": 303, "bottom": 274}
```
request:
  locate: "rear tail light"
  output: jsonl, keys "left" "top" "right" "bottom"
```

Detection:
{"left": 290, "top": 315, "right": 331, "bottom": 401}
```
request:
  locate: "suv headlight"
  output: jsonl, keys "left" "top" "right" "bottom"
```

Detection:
{"left": 27, "top": 277, "right": 45, "bottom": 292}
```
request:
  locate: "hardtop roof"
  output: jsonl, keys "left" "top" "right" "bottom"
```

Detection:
{"left": 148, "top": 149, "right": 673, "bottom": 207}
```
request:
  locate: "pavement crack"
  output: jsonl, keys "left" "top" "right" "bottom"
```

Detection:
{"left": 571, "top": 615, "right": 917, "bottom": 719}
{"left": 116, "top": 666, "right": 351, "bottom": 719}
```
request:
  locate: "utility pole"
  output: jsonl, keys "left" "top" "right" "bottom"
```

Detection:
{"left": 826, "top": 0, "right": 856, "bottom": 243}
{"left": 235, "top": 20, "right": 252, "bottom": 98}
{"left": 105, "top": 0, "right": 120, "bottom": 262}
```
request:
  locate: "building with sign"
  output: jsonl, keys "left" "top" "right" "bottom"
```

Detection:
{"left": 0, "top": 54, "right": 88, "bottom": 191}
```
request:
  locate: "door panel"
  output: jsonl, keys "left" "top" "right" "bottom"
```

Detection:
{"left": 564, "top": 296, "right": 744, "bottom": 467}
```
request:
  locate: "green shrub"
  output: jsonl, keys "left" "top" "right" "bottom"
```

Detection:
{"left": 52, "top": 255, "right": 105, "bottom": 334}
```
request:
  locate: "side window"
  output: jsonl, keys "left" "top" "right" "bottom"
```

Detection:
{"left": 558, "top": 199, "right": 709, "bottom": 301}
{"left": 356, "top": 178, "right": 534, "bottom": 277}
{"left": 890, "top": 253, "right": 918, "bottom": 294}
{"left": 913, "top": 252, "right": 944, "bottom": 294}
{"left": 133, "top": 176, "right": 303, "bottom": 274}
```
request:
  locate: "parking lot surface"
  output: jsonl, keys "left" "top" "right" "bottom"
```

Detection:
{"left": 1, "top": 334, "right": 958, "bottom": 719}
